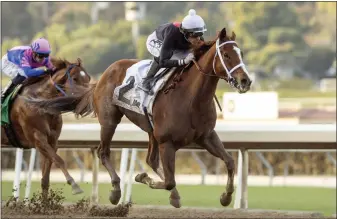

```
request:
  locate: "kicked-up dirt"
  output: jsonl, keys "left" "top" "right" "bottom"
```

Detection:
{"left": 1, "top": 188, "right": 328, "bottom": 219}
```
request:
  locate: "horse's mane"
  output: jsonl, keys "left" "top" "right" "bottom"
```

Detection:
{"left": 192, "top": 38, "right": 217, "bottom": 61}
{"left": 51, "top": 57, "right": 72, "bottom": 71}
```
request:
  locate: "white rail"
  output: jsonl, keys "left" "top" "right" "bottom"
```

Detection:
{"left": 3, "top": 123, "right": 336, "bottom": 209}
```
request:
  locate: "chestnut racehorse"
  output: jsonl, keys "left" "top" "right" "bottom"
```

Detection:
{"left": 24, "top": 28, "right": 252, "bottom": 207}
{"left": 1, "top": 58, "right": 91, "bottom": 198}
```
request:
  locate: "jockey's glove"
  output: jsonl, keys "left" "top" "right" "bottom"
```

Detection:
{"left": 45, "top": 68, "right": 55, "bottom": 75}
{"left": 182, "top": 53, "right": 195, "bottom": 65}
{"left": 35, "top": 66, "right": 54, "bottom": 75}
{"left": 35, "top": 66, "right": 48, "bottom": 71}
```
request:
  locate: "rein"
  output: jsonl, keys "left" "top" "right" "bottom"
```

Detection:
{"left": 49, "top": 64, "right": 75, "bottom": 96}
{"left": 191, "top": 60, "right": 223, "bottom": 112}
{"left": 192, "top": 59, "right": 226, "bottom": 80}
{"left": 163, "top": 60, "right": 223, "bottom": 112}
{"left": 163, "top": 67, "right": 187, "bottom": 94}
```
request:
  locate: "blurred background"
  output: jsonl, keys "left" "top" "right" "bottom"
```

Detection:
{"left": 2, "top": 1, "right": 336, "bottom": 123}
{"left": 1, "top": 1, "right": 336, "bottom": 215}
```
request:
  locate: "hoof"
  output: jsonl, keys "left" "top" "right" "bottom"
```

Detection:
{"left": 109, "top": 190, "right": 121, "bottom": 205}
{"left": 135, "top": 172, "right": 148, "bottom": 183}
{"left": 220, "top": 193, "right": 232, "bottom": 207}
{"left": 169, "top": 197, "right": 181, "bottom": 208}
{"left": 72, "top": 185, "right": 84, "bottom": 195}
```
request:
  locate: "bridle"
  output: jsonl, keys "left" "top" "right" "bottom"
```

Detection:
{"left": 49, "top": 64, "right": 76, "bottom": 96}
{"left": 192, "top": 38, "right": 246, "bottom": 90}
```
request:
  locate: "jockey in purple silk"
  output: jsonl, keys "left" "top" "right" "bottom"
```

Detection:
{"left": 1, "top": 37, "right": 55, "bottom": 102}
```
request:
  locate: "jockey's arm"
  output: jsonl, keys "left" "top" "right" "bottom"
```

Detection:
{"left": 21, "top": 66, "right": 47, "bottom": 77}
{"left": 158, "top": 37, "right": 180, "bottom": 68}
{"left": 20, "top": 57, "right": 47, "bottom": 77}
{"left": 45, "top": 57, "right": 56, "bottom": 71}
{"left": 158, "top": 26, "right": 189, "bottom": 69}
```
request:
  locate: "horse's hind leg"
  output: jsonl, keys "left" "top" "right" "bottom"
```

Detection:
{"left": 96, "top": 105, "right": 124, "bottom": 205}
{"left": 196, "top": 130, "right": 235, "bottom": 207}
{"left": 30, "top": 131, "right": 83, "bottom": 195}
{"left": 136, "top": 134, "right": 181, "bottom": 208}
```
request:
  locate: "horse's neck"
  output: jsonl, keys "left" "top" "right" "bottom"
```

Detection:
{"left": 23, "top": 77, "right": 58, "bottom": 98}
{"left": 188, "top": 45, "right": 219, "bottom": 107}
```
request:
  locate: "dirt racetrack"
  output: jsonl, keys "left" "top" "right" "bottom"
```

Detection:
{"left": 2, "top": 203, "right": 328, "bottom": 219}
{"left": 0, "top": 189, "right": 329, "bottom": 219}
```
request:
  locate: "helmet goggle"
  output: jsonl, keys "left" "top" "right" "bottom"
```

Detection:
{"left": 34, "top": 52, "right": 49, "bottom": 59}
{"left": 186, "top": 31, "right": 204, "bottom": 38}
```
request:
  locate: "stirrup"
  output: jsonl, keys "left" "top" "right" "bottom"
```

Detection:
{"left": 138, "top": 84, "right": 150, "bottom": 92}
{"left": 138, "top": 84, "right": 154, "bottom": 95}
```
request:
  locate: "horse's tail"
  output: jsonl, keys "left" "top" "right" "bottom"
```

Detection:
{"left": 23, "top": 83, "right": 97, "bottom": 118}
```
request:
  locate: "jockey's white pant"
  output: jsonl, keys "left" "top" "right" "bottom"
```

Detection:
{"left": 1, "top": 54, "right": 27, "bottom": 79}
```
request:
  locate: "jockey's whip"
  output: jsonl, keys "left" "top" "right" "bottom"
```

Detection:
{"left": 143, "top": 107, "right": 154, "bottom": 132}
{"left": 214, "top": 95, "right": 222, "bottom": 112}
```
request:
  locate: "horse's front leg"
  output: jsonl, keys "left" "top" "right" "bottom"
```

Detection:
{"left": 196, "top": 130, "right": 235, "bottom": 207}
{"left": 27, "top": 130, "right": 83, "bottom": 195}
{"left": 135, "top": 140, "right": 177, "bottom": 192}
{"left": 137, "top": 134, "right": 181, "bottom": 208}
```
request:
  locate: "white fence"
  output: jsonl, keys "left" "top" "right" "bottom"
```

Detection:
{"left": 2, "top": 122, "right": 336, "bottom": 209}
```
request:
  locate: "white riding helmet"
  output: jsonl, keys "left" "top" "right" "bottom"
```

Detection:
{"left": 181, "top": 9, "right": 207, "bottom": 34}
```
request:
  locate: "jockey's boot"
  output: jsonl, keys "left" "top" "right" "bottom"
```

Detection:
{"left": 139, "top": 59, "right": 160, "bottom": 95}
{"left": 1, "top": 75, "right": 25, "bottom": 104}
{"left": 1, "top": 81, "right": 16, "bottom": 103}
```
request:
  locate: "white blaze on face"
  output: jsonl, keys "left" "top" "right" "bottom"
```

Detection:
{"left": 233, "top": 46, "right": 251, "bottom": 79}
{"left": 80, "top": 71, "right": 86, "bottom": 77}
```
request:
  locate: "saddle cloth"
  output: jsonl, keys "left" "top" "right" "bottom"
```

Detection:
{"left": 1, "top": 85, "right": 22, "bottom": 125}
{"left": 113, "top": 52, "right": 189, "bottom": 116}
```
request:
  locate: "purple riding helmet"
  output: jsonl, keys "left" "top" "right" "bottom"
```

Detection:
{"left": 31, "top": 38, "right": 51, "bottom": 55}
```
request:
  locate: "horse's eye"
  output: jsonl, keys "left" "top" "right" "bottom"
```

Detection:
{"left": 224, "top": 53, "right": 230, "bottom": 59}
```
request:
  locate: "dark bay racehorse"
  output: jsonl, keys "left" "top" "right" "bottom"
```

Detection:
{"left": 24, "top": 28, "right": 252, "bottom": 207}
{"left": 1, "top": 58, "right": 91, "bottom": 198}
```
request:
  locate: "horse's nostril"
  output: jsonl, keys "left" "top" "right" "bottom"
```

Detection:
{"left": 241, "top": 79, "right": 248, "bottom": 86}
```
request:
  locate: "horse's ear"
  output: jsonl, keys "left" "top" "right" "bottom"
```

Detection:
{"left": 219, "top": 28, "right": 227, "bottom": 40}
{"left": 77, "top": 58, "right": 82, "bottom": 66}
{"left": 231, "top": 31, "right": 236, "bottom": 40}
